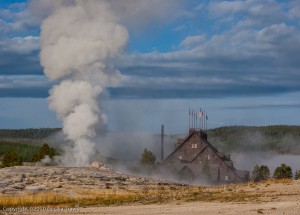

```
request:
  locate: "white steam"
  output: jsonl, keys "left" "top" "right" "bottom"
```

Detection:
{"left": 40, "top": 0, "right": 128, "bottom": 166}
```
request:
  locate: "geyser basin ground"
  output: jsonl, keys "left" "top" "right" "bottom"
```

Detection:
{"left": 1, "top": 166, "right": 300, "bottom": 215}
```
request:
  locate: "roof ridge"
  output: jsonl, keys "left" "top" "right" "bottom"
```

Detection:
{"left": 161, "top": 130, "right": 197, "bottom": 164}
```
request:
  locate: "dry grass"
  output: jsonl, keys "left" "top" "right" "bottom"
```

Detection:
{"left": 0, "top": 186, "right": 259, "bottom": 208}
{"left": 0, "top": 190, "right": 141, "bottom": 208}
{"left": 0, "top": 179, "right": 297, "bottom": 208}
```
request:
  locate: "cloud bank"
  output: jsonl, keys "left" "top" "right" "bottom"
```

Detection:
{"left": 0, "top": 0, "right": 300, "bottom": 100}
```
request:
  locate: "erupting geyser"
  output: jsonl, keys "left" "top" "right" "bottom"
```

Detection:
{"left": 40, "top": 0, "right": 128, "bottom": 166}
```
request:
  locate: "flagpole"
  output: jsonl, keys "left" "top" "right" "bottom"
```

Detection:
{"left": 198, "top": 110, "right": 200, "bottom": 130}
{"left": 191, "top": 109, "right": 194, "bottom": 129}
{"left": 205, "top": 113, "right": 208, "bottom": 130}
{"left": 193, "top": 110, "right": 195, "bottom": 129}
{"left": 195, "top": 110, "right": 198, "bottom": 130}
{"left": 194, "top": 110, "right": 196, "bottom": 129}
{"left": 204, "top": 111, "right": 206, "bottom": 131}
{"left": 199, "top": 108, "right": 201, "bottom": 130}
{"left": 199, "top": 109, "right": 201, "bottom": 130}
{"left": 200, "top": 108, "right": 203, "bottom": 130}
{"left": 189, "top": 108, "right": 190, "bottom": 130}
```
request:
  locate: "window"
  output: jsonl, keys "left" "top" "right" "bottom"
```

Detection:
{"left": 207, "top": 155, "right": 211, "bottom": 160}
{"left": 225, "top": 176, "right": 229, "bottom": 181}
{"left": 191, "top": 144, "right": 198, "bottom": 148}
{"left": 179, "top": 156, "right": 182, "bottom": 160}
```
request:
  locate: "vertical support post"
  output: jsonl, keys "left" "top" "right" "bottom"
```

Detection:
{"left": 161, "top": 124, "right": 164, "bottom": 162}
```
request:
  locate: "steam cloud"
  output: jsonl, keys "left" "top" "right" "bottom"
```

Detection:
{"left": 40, "top": 0, "right": 128, "bottom": 166}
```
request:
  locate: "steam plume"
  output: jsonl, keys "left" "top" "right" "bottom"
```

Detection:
{"left": 40, "top": 0, "right": 128, "bottom": 166}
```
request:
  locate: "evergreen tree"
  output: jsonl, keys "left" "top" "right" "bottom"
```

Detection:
{"left": 273, "top": 163, "right": 293, "bottom": 179}
{"left": 2, "top": 151, "right": 22, "bottom": 167}
{"left": 251, "top": 165, "right": 260, "bottom": 181}
{"left": 140, "top": 148, "right": 156, "bottom": 165}
{"left": 295, "top": 170, "right": 300, "bottom": 180}
{"left": 31, "top": 144, "right": 56, "bottom": 162}
{"left": 260, "top": 165, "right": 270, "bottom": 180}
{"left": 252, "top": 165, "right": 270, "bottom": 182}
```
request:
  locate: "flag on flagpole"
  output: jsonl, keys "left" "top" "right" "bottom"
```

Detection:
{"left": 199, "top": 111, "right": 204, "bottom": 117}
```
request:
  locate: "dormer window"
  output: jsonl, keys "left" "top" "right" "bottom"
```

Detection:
{"left": 191, "top": 144, "right": 198, "bottom": 149}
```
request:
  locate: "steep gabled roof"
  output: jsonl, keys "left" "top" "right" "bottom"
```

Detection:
{"left": 162, "top": 129, "right": 217, "bottom": 164}
{"left": 161, "top": 129, "right": 249, "bottom": 183}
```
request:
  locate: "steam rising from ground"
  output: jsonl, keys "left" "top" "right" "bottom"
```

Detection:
{"left": 40, "top": 0, "right": 128, "bottom": 166}
{"left": 211, "top": 130, "right": 300, "bottom": 174}
{"left": 94, "top": 132, "right": 176, "bottom": 161}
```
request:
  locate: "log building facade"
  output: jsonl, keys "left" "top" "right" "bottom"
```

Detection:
{"left": 161, "top": 129, "right": 249, "bottom": 184}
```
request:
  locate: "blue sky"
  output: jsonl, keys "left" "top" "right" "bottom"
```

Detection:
{"left": 0, "top": 0, "right": 300, "bottom": 133}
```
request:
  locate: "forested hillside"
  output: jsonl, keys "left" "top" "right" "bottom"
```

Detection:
{"left": 0, "top": 128, "right": 61, "bottom": 164}
{"left": 207, "top": 125, "right": 300, "bottom": 154}
{"left": 0, "top": 128, "right": 60, "bottom": 140}
{"left": 0, "top": 142, "right": 40, "bottom": 162}
{"left": 0, "top": 126, "right": 300, "bottom": 163}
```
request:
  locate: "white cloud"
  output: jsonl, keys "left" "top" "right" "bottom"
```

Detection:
{"left": 1, "top": 0, "right": 300, "bottom": 100}
{"left": 209, "top": 1, "right": 245, "bottom": 17}
{"left": 120, "top": 75, "right": 234, "bottom": 89}
{"left": 109, "top": 0, "right": 187, "bottom": 30}
{"left": 287, "top": 1, "right": 300, "bottom": 19}
{"left": 0, "top": 36, "right": 40, "bottom": 54}
{"left": 209, "top": 0, "right": 286, "bottom": 25}
{"left": 173, "top": 25, "right": 186, "bottom": 32}
{"left": 116, "top": 0, "right": 300, "bottom": 98}
{"left": 180, "top": 35, "right": 206, "bottom": 48}
{"left": 28, "top": 0, "right": 187, "bottom": 31}
{"left": 256, "top": 23, "right": 296, "bottom": 43}
{"left": 193, "top": 3, "right": 205, "bottom": 12}
{"left": 0, "top": 3, "right": 39, "bottom": 35}
{"left": 0, "top": 75, "right": 50, "bottom": 89}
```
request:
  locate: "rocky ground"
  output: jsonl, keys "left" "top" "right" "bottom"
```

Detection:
{"left": 0, "top": 165, "right": 177, "bottom": 196}
{"left": 1, "top": 166, "right": 300, "bottom": 215}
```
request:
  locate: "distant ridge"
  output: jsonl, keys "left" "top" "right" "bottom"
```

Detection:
{"left": 1, "top": 125, "right": 300, "bottom": 155}
{"left": 0, "top": 128, "right": 61, "bottom": 140}
{"left": 207, "top": 125, "right": 300, "bottom": 154}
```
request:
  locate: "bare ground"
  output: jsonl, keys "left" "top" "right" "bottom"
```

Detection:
{"left": 55, "top": 180, "right": 300, "bottom": 215}
{"left": 1, "top": 166, "right": 300, "bottom": 215}
{"left": 79, "top": 201, "right": 300, "bottom": 215}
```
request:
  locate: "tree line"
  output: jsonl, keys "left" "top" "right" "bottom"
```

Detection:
{"left": 251, "top": 163, "right": 300, "bottom": 181}
{"left": 0, "top": 128, "right": 60, "bottom": 139}
{"left": 0, "top": 143, "right": 57, "bottom": 168}
{"left": 208, "top": 125, "right": 300, "bottom": 154}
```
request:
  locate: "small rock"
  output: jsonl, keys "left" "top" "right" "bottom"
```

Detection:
{"left": 25, "top": 185, "right": 46, "bottom": 192}
{"left": 51, "top": 184, "right": 63, "bottom": 188}
{"left": 0, "top": 181, "right": 11, "bottom": 188}
{"left": 2, "top": 188, "right": 19, "bottom": 195}
{"left": 11, "top": 183, "right": 25, "bottom": 189}
{"left": 91, "top": 161, "right": 110, "bottom": 171}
